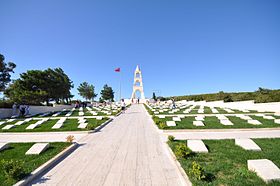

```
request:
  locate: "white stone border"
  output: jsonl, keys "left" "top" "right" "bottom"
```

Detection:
{"left": 15, "top": 143, "right": 78, "bottom": 186}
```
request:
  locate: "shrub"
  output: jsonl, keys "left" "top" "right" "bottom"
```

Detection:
{"left": 190, "top": 161, "right": 206, "bottom": 180}
{"left": 86, "top": 123, "right": 96, "bottom": 130}
{"left": 174, "top": 143, "right": 192, "bottom": 158}
{"left": 1, "top": 159, "right": 26, "bottom": 181}
{"left": 159, "top": 121, "right": 167, "bottom": 129}
{"left": 66, "top": 135, "right": 75, "bottom": 143}
{"left": 168, "top": 135, "right": 175, "bottom": 142}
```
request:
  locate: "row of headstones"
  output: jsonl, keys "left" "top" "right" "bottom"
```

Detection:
{"left": 184, "top": 139, "right": 280, "bottom": 183}
{"left": 50, "top": 107, "right": 116, "bottom": 117}
{"left": 164, "top": 114, "right": 280, "bottom": 127}
{"left": 0, "top": 117, "right": 104, "bottom": 130}
{"left": 0, "top": 142, "right": 50, "bottom": 155}
{"left": 152, "top": 105, "right": 254, "bottom": 115}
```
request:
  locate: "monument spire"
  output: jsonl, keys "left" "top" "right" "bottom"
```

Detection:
{"left": 131, "top": 65, "right": 145, "bottom": 102}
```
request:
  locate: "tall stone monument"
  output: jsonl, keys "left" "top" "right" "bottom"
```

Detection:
{"left": 131, "top": 65, "right": 145, "bottom": 102}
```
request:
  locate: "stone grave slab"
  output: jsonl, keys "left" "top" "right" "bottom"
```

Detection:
{"left": 248, "top": 159, "right": 280, "bottom": 183}
{"left": 248, "top": 120, "right": 262, "bottom": 125}
{"left": 2, "top": 125, "right": 15, "bottom": 130}
{"left": 15, "top": 120, "right": 25, "bottom": 125}
{"left": 239, "top": 115, "right": 252, "bottom": 120}
{"left": 220, "top": 119, "right": 234, "bottom": 125}
{"left": 211, "top": 108, "right": 219, "bottom": 113}
{"left": 187, "top": 140, "right": 208, "bottom": 153}
{"left": 195, "top": 116, "right": 204, "bottom": 121}
{"left": 26, "top": 143, "right": 50, "bottom": 155}
{"left": 274, "top": 119, "right": 280, "bottom": 124}
{"left": 263, "top": 116, "right": 275, "bottom": 120}
{"left": 198, "top": 109, "right": 204, "bottom": 114}
{"left": 154, "top": 112, "right": 160, "bottom": 114}
{"left": 6, "top": 119, "right": 15, "bottom": 123}
{"left": 172, "top": 117, "right": 181, "bottom": 122}
{"left": 0, "top": 143, "right": 9, "bottom": 152}
{"left": 0, "top": 121, "right": 6, "bottom": 126}
{"left": 166, "top": 121, "right": 176, "bottom": 127}
{"left": 96, "top": 116, "right": 103, "bottom": 120}
{"left": 255, "top": 114, "right": 265, "bottom": 117}
{"left": 193, "top": 121, "right": 205, "bottom": 126}
{"left": 224, "top": 108, "right": 234, "bottom": 113}
{"left": 158, "top": 115, "right": 165, "bottom": 119}
{"left": 78, "top": 123, "right": 88, "bottom": 129}
{"left": 274, "top": 113, "right": 280, "bottom": 116}
{"left": 52, "top": 112, "right": 61, "bottom": 117}
{"left": 65, "top": 112, "right": 72, "bottom": 117}
{"left": 52, "top": 118, "right": 66, "bottom": 129}
{"left": 217, "top": 115, "right": 228, "bottom": 120}
{"left": 79, "top": 112, "right": 84, "bottom": 116}
{"left": 235, "top": 139, "right": 261, "bottom": 151}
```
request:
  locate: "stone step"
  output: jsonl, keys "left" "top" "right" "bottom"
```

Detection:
{"left": 193, "top": 121, "right": 205, "bottom": 126}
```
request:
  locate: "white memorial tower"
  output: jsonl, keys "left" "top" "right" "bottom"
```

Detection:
{"left": 131, "top": 65, "right": 145, "bottom": 102}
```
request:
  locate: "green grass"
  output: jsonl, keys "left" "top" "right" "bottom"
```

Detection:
{"left": 154, "top": 116, "right": 280, "bottom": 129}
{"left": 0, "top": 118, "right": 109, "bottom": 132}
{"left": 0, "top": 142, "right": 70, "bottom": 186}
{"left": 168, "top": 139, "right": 280, "bottom": 186}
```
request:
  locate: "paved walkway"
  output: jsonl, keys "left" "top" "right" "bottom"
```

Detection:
{"left": 32, "top": 105, "right": 189, "bottom": 186}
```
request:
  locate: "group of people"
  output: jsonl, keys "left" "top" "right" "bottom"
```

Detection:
{"left": 12, "top": 103, "right": 30, "bottom": 117}
{"left": 74, "top": 101, "right": 88, "bottom": 108}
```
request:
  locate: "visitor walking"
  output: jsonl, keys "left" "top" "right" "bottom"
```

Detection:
{"left": 12, "top": 102, "right": 18, "bottom": 116}
{"left": 121, "top": 99, "right": 126, "bottom": 113}
{"left": 137, "top": 98, "right": 140, "bottom": 104}
{"left": 25, "top": 105, "right": 30, "bottom": 116}
{"left": 172, "top": 98, "right": 176, "bottom": 109}
{"left": 19, "top": 105, "right": 26, "bottom": 117}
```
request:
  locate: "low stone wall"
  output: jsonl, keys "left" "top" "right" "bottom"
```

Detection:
{"left": 0, "top": 105, "right": 74, "bottom": 119}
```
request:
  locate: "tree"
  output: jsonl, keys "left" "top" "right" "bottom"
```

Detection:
{"left": 77, "top": 82, "right": 97, "bottom": 101}
{"left": 0, "top": 54, "right": 16, "bottom": 92}
{"left": 152, "top": 92, "right": 157, "bottom": 100}
{"left": 100, "top": 84, "right": 114, "bottom": 102}
{"left": 4, "top": 68, "right": 73, "bottom": 105}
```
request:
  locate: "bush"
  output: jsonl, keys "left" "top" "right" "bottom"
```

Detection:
{"left": 174, "top": 143, "right": 192, "bottom": 159}
{"left": 168, "top": 135, "right": 175, "bottom": 142}
{"left": 1, "top": 159, "right": 26, "bottom": 181}
{"left": 159, "top": 121, "right": 167, "bottom": 129}
{"left": 190, "top": 161, "right": 206, "bottom": 180}
{"left": 86, "top": 123, "right": 96, "bottom": 130}
{"left": 66, "top": 135, "right": 75, "bottom": 143}
{"left": 0, "top": 100, "right": 13, "bottom": 108}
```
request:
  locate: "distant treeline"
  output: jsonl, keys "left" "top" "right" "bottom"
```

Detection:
{"left": 165, "top": 88, "right": 280, "bottom": 103}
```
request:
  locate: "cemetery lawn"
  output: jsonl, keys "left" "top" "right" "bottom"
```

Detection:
{"left": 0, "top": 142, "right": 71, "bottom": 186}
{"left": 0, "top": 118, "right": 109, "bottom": 132}
{"left": 168, "top": 139, "right": 280, "bottom": 186}
{"left": 156, "top": 116, "right": 280, "bottom": 129}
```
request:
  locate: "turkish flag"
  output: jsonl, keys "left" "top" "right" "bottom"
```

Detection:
{"left": 115, "top": 68, "right": 121, "bottom": 72}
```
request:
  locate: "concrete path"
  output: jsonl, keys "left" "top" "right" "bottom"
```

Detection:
{"left": 32, "top": 105, "right": 189, "bottom": 186}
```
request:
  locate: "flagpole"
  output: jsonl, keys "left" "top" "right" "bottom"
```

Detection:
{"left": 119, "top": 70, "right": 122, "bottom": 102}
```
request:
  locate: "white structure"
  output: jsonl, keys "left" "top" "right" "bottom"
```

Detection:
{"left": 131, "top": 65, "right": 145, "bottom": 103}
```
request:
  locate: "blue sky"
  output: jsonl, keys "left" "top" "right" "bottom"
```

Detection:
{"left": 0, "top": 0, "right": 279, "bottom": 100}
